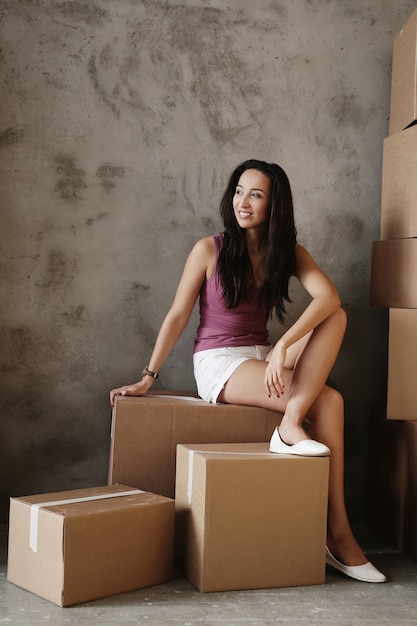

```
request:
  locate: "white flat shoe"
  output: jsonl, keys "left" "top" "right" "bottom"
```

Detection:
{"left": 269, "top": 427, "right": 331, "bottom": 457}
{"left": 326, "top": 546, "right": 386, "bottom": 583}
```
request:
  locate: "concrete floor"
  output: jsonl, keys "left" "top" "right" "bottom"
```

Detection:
{"left": 2, "top": 525, "right": 417, "bottom": 625}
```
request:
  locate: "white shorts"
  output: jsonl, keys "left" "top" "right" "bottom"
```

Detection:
{"left": 193, "top": 345, "right": 271, "bottom": 404}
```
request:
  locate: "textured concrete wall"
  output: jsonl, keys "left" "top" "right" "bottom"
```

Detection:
{"left": 0, "top": 0, "right": 415, "bottom": 523}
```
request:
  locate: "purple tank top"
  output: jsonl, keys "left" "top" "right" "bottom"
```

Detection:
{"left": 193, "top": 234, "right": 270, "bottom": 353}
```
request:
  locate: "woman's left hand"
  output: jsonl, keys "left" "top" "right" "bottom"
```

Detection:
{"left": 264, "top": 341, "right": 286, "bottom": 398}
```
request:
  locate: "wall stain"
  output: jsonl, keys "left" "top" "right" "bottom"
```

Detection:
{"left": 130, "top": 282, "right": 150, "bottom": 294}
{"left": 62, "top": 305, "right": 85, "bottom": 321}
{"left": 96, "top": 162, "right": 125, "bottom": 192}
{"left": 0, "top": 127, "right": 24, "bottom": 146}
{"left": 86, "top": 212, "right": 108, "bottom": 226}
{"left": 328, "top": 90, "right": 378, "bottom": 129}
{"left": 35, "top": 249, "right": 79, "bottom": 290}
{"left": 55, "top": 156, "right": 87, "bottom": 201}
{"left": 201, "top": 217, "right": 215, "bottom": 232}
{"left": 98, "top": 42, "right": 113, "bottom": 68}
{"left": 0, "top": 326, "right": 32, "bottom": 373}
{"left": 48, "top": 1, "right": 107, "bottom": 26}
{"left": 123, "top": 284, "right": 151, "bottom": 321}
{"left": 325, "top": 213, "right": 364, "bottom": 244}
{"left": 0, "top": 326, "right": 57, "bottom": 406}
{"left": 28, "top": 433, "right": 93, "bottom": 468}
{"left": 88, "top": 54, "right": 120, "bottom": 117}
{"left": 86, "top": 4, "right": 269, "bottom": 141}
{"left": 340, "top": 260, "right": 368, "bottom": 282}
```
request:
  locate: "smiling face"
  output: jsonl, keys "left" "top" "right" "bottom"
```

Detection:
{"left": 233, "top": 169, "right": 271, "bottom": 232}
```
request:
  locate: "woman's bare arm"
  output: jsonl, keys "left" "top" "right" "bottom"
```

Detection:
{"left": 110, "top": 237, "right": 215, "bottom": 406}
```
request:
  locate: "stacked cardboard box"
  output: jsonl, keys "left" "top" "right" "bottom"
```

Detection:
{"left": 7, "top": 485, "right": 175, "bottom": 606}
{"left": 7, "top": 394, "right": 290, "bottom": 603}
{"left": 175, "top": 443, "right": 329, "bottom": 591}
{"left": 108, "top": 393, "right": 281, "bottom": 498}
{"left": 107, "top": 395, "right": 330, "bottom": 592}
{"left": 369, "top": 7, "right": 417, "bottom": 558}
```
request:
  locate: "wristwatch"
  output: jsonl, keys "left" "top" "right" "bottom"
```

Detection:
{"left": 142, "top": 365, "right": 159, "bottom": 379}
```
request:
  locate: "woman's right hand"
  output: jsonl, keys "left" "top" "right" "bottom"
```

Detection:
{"left": 264, "top": 340, "right": 287, "bottom": 398}
{"left": 110, "top": 378, "right": 153, "bottom": 408}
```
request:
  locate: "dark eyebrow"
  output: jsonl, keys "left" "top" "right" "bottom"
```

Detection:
{"left": 236, "top": 185, "right": 266, "bottom": 194}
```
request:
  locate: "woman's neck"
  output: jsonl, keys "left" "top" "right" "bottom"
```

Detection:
{"left": 244, "top": 227, "right": 266, "bottom": 254}
{"left": 244, "top": 231, "right": 266, "bottom": 288}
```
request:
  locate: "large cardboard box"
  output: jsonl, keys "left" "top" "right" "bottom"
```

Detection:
{"left": 387, "top": 308, "right": 417, "bottom": 420}
{"left": 175, "top": 443, "right": 329, "bottom": 592}
{"left": 108, "top": 393, "right": 282, "bottom": 498}
{"left": 381, "top": 125, "right": 417, "bottom": 240}
{"left": 369, "top": 409, "right": 407, "bottom": 549}
{"left": 370, "top": 239, "right": 417, "bottom": 308}
{"left": 7, "top": 485, "right": 175, "bottom": 606}
{"left": 389, "top": 8, "right": 417, "bottom": 136}
{"left": 403, "top": 420, "right": 417, "bottom": 561}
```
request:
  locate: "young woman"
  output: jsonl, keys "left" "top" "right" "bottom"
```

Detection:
{"left": 110, "top": 159, "right": 385, "bottom": 583}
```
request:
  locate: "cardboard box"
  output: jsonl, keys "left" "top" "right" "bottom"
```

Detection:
{"left": 370, "top": 239, "right": 417, "bottom": 308}
{"left": 381, "top": 125, "right": 417, "bottom": 239}
{"left": 389, "top": 8, "right": 417, "bottom": 136}
{"left": 175, "top": 443, "right": 329, "bottom": 592}
{"left": 370, "top": 413, "right": 417, "bottom": 561}
{"left": 7, "top": 485, "right": 175, "bottom": 606}
{"left": 387, "top": 308, "right": 417, "bottom": 420}
{"left": 369, "top": 409, "right": 407, "bottom": 549}
{"left": 403, "top": 420, "right": 417, "bottom": 561}
{"left": 108, "top": 393, "right": 282, "bottom": 498}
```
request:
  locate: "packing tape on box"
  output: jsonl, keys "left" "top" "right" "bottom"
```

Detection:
{"left": 187, "top": 450, "right": 274, "bottom": 505}
{"left": 29, "top": 489, "right": 144, "bottom": 553}
{"left": 146, "top": 394, "right": 202, "bottom": 401}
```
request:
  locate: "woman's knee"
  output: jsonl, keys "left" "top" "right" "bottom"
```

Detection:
{"left": 332, "top": 306, "right": 347, "bottom": 331}
{"left": 322, "top": 385, "right": 344, "bottom": 418}
{"left": 311, "top": 385, "right": 344, "bottom": 421}
{"left": 330, "top": 384, "right": 344, "bottom": 406}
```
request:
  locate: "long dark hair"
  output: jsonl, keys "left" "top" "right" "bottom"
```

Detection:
{"left": 218, "top": 159, "right": 297, "bottom": 321}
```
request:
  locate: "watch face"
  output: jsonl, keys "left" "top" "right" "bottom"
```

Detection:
{"left": 143, "top": 367, "right": 157, "bottom": 379}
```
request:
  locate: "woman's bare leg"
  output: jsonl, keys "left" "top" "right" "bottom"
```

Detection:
{"left": 220, "top": 308, "right": 347, "bottom": 444}
{"left": 218, "top": 307, "right": 367, "bottom": 565}
{"left": 276, "top": 307, "right": 347, "bottom": 445}
{"left": 306, "top": 386, "right": 366, "bottom": 565}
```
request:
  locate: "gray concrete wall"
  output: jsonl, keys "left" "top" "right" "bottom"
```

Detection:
{"left": 0, "top": 0, "right": 414, "bottom": 523}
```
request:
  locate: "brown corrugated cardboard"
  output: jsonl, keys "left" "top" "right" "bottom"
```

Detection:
{"left": 370, "top": 239, "right": 417, "bottom": 308}
{"left": 369, "top": 415, "right": 417, "bottom": 561}
{"left": 389, "top": 8, "right": 417, "bottom": 136}
{"left": 108, "top": 393, "right": 282, "bottom": 498}
{"left": 7, "top": 485, "right": 175, "bottom": 606}
{"left": 387, "top": 308, "right": 417, "bottom": 420}
{"left": 381, "top": 125, "right": 417, "bottom": 239}
{"left": 175, "top": 443, "right": 329, "bottom": 592}
{"left": 404, "top": 420, "right": 417, "bottom": 561}
{"left": 370, "top": 409, "right": 407, "bottom": 549}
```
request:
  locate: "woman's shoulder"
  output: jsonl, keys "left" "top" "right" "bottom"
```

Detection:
{"left": 191, "top": 235, "right": 220, "bottom": 280}
{"left": 189, "top": 236, "right": 217, "bottom": 266}
{"left": 295, "top": 243, "right": 313, "bottom": 260}
{"left": 294, "top": 243, "right": 320, "bottom": 276}
{"left": 193, "top": 234, "right": 225, "bottom": 254}
{"left": 193, "top": 235, "right": 217, "bottom": 254}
